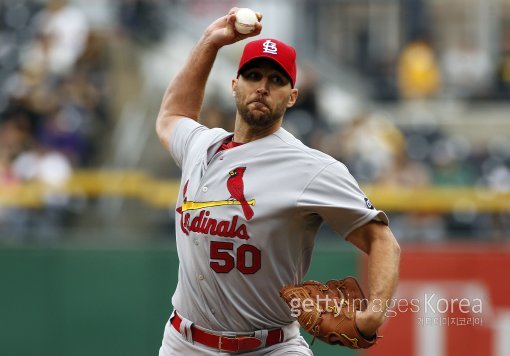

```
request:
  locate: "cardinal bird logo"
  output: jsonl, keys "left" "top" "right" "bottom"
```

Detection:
{"left": 227, "top": 167, "right": 254, "bottom": 220}
{"left": 175, "top": 171, "right": 255, "bottom": 224}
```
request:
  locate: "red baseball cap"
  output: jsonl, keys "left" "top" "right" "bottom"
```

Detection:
{"left": 237, "top": 38, "right": 297, "bottom": 87}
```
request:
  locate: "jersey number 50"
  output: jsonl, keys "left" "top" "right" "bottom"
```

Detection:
{"left": 210, "top": 241, "right": 261, "bottom": 274}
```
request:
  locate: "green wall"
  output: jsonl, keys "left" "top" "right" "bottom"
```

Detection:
{"left": 0, "top": 243, "right": 359, "bottom": 356}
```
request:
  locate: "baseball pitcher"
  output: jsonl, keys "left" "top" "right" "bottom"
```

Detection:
{"left": 156, "top": 8, "right": 400, "bottom": 355}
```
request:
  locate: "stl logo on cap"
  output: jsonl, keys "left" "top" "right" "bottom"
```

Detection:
{"left": 237, "top": 38, "right": 297, "bottom": 87}
{"left": 262, "top": 40, "right": 278, "bottom": 55}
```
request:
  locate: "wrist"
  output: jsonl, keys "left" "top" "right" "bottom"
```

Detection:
{"left": 199, "top": 34, "right": 223, "bottom": 52}
{"left": 366, "top": 300, "right": 388, "bottom": 322}
{"left": 356, "top": 309, "right": 385, "bottom": 338}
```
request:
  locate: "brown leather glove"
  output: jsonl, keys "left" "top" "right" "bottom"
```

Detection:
{"left": 280, "top": 277, "right": 378, "bottom": 349}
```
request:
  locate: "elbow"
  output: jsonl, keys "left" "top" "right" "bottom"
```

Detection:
{"left": 378, "top": 227, "right": 401, "bottom": 261}
{"left": 391, "top": 235, "right": 401, "bottom": 276}
{"left": 155, "top": 115, "right": 166, "bottom": 141}
{"left": 155, "top": 114, "right": 165, "bottom": 137}
{"left": 155, "top": 113, "right": 176, "bottom": 149}
{"left": 388, "top": 232, "right": 401, "bottom": 260}
{"left": 393, "top": 236, "right": 401, "bottom": 256}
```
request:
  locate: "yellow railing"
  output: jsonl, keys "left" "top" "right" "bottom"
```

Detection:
{"left": 1, "top": 170, "right": 509, "bottom": 212}
{"left": 362, "top": 185, "right": 510, "bottom": 213}
{"left": 0, "top": 170, "right": 178, "bottom": 208}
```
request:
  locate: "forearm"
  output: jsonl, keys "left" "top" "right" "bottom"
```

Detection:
{"left": 346, "top": 222, "right": 400, "bottom": 335}
{"left": 157, "top": 36, "right": 219, "bottom": 123}
{"left": 365, "top": 226, "right": 400, "bottom": 322}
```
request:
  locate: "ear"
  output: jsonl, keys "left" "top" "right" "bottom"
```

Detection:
{"left": 232, "top": 78, "right": 238, "bottom": 96}
{"left": 286, "top": 88, "right": 299, "bottom": 108}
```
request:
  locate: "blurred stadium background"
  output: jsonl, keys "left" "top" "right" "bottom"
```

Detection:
{"left": 1, "top": 0, "right": 510, "bottom": 355}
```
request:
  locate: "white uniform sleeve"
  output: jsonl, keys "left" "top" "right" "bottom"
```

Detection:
{"left": 298, "top": 162, "right": 388, "bottom": 239}
{"left": 168, "top": 118, "right": 206, "bottom": 168}
{"left": 168, "top": 117, "right": 229, "bottom": 170}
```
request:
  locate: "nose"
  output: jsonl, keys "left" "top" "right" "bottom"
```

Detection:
{"left": 256, "top": 78, "right": 269, "bottom": 95}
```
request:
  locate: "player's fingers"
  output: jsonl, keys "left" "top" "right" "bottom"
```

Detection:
{"left": 256, "top": 12, "right": 263, "bottom": 21}
{"left": 251, "top": 21, "right": 263, "bottom": 35}
{"left": 225, "top": 7, "right": 239, "bottom": 26}
{"left": 228, "top": 7, "right": 239, "bottom": 16}
{"left": 226, "top": 13, "right": 236, "bottom": 25}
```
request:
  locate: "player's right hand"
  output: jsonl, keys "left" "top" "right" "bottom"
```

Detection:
{"left": 203, "top": 8, "right": 263, "bottom": 49}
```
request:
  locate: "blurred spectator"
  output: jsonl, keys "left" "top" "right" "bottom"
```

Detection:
{"left": 367, "top": 56, "right": 399, "bottom": 102}
{"left": 37, "top": 103, "right": 88, "bottom": 166}
{"left": 441, "top": 37, "right": 492, "bottom": 100}
{"left": 321, "top": 112, "right": 405, "bottom": 183}
{"left": 494, "top": 29, "right": 510, "bottom": 99}
{"left": 12, "top": 143, "right": 72, "bottom": 188}
{"left": 284, "top": 63, "right": 329, "bottom": 148}
{"left": 28, "top": 0, "right": 90, "bottom": 77}
{"left": 0, "top": 113, "right": 33, "bottom": 162}
{"left": 379, "top": 151, "right": 431, "bottom": 188}
{"left": 397, "top": 39, "right": 441, "bottom": 100}
{"left": 378, "top": 132, "right": 446, "bottom": 242}
{"left": 117, "top": 0, "right": 168, "bottom": 46}
{"left": 430, "top": 135, "right": 475, "bottom": 186}
{"left": 482, "top": 136, "right": 510, "bottom": 192}
{"left": 429, "top": 134, "right": 482, "bottom": 238}
{"left": 0, "top": 142, "right": 74, "bottom": 242}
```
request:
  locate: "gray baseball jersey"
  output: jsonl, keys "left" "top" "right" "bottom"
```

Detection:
{"left": 168, "top": 118, "right": 388, "bottom": 333}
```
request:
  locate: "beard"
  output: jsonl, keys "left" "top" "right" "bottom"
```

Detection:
{"left": 235, "top": 94, "right": 287, "bottom": 128}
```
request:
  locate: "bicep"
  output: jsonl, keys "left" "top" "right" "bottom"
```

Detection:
{"left": 345, "top": 221, "right": 395, "bottom": 254}
{"left": 156, "top": 114, "right": 184, "bottom": 152}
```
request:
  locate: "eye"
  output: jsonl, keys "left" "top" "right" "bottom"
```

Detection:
{"left": 244, "top": 71, "right": 262, "bottom": 81}
{"left": 270, "top": 74, "right": 287, "bottom": 86}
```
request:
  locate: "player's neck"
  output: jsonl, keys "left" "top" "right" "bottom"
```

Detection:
{"left": 233, "top": 115, "right": 282, "bottom": 143}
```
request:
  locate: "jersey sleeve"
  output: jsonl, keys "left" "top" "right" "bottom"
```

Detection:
{"left": 297, "top": 161, "right": 388, "bottom": 239}
{"left": 168, "top": 118, "right": 227, "bottom": 169}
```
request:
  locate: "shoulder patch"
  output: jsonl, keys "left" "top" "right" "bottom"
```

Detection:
{"left": 364, "top": 198, "right": 375, "bottom": 210}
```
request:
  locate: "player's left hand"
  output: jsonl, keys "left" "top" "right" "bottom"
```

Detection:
{"left": 279, "top": 277, "right": 379, "bottom": 349}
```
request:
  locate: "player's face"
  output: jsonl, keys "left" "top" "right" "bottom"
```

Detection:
{"left": 233, "top": 60, "right": 298, "bottom": 128}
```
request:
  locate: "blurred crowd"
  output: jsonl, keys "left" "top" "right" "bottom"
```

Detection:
{"left": 0, "top": 0, "right": 162, "bottom": 240}
{"left": 368, "top": 34, "right": 510, "bottom": 102}
{"left": 1, "top": 0, "right": 509, "bottom": 242}
{"left": 0, "top": 0, "right": 103, "bottom": 240}
{"left": 0, "top": 0, "right": 108, "bottom": 178}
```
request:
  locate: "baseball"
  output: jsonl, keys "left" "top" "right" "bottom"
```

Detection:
{"left": 234, "top": 8, "right": 258, "bottom": 34}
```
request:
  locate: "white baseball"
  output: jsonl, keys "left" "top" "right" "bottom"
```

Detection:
{"left": 234, "top": 8, "right": 258, "bottom": 34}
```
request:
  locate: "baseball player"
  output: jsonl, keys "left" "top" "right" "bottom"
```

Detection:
{"left": 156, "top": 8, "right": 400, "bottom": 355}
